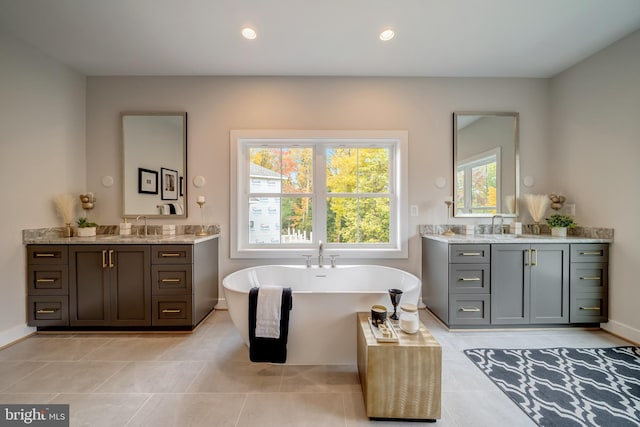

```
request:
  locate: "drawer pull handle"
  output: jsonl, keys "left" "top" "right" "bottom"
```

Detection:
{"left": 36, "top": 309, "right": 58, "bottom": 314}
{"left": 580, "top": 276, "right": 601, "bottom": 281}
{"left": 460, "top": 252, "right": 482, "bottom": 256}
{"left": 161, "top": 253, "right": 181, "bottom": 257}
{"left": 459, "top": 277, "right": 481, "bottom": 282}
{"left": 161, "top": 278, "right": 181, "bottom": 283}
{"left": 36, "top": 278, "right": 56, "bottom": 283}
{"left": 459, "top": 307, "right": 481, "bottom": 312}
{"left": 162, "top": 309, "right": 182, "bottom": 314}
{"left": 579, "top": 306, "right": 600, "bottom": 311}
{"left": 102, "top": 250, "right": 108, "bottom": 268}
{"left": 35, "top": 253, "right": 56, "bottom": 257}
{"left": 579, "top": 251, "right": 602, "bottom": 255}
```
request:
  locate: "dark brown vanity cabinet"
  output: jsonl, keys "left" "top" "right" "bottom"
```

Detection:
{"left": 27, "top": 245, "right": 70, "bottom": 327}
{"left": 69, "top": 245, "right": 151, "bottom": 326}
{"left": 151, "top": 240, "right": 218, "bottom": 326}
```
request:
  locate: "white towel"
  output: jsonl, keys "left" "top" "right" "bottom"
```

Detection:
{"left": 255, "top": 286, "right": 284, "bottom": 339}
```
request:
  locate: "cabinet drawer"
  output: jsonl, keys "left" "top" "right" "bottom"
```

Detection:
{"left": 449, "top": 264, "right": 490, "bottom": 294}
{"left": 27, "top": 296, "right": 69, "bottom": 326}
{"left": 152, "top": 296, "right": 193, "bottom": 326}
{"left": 570, "top": 263, "right": 608, "bottom": 293}
{"left": 152, "top": 265, "right": 193, "bottom": 294}
{"left": 449, "top": 245, "right": 490, "bottom": 264}
{"left": 27, "top": 245, "right": 68, "bottom": 265}
{"left": 28, "top": 265, "right": 69, "bottom": 295}
{"left": 571, "top": 295, "right": 607, "bottom": 323}
{"left": 570, "top": 244, "right": 608, "bottom": 263}
{"left": 151, "top": 245, "right": 192, "bottom": 264}
{"left": 449, "top": 295, "right": 490, "bottom": 325}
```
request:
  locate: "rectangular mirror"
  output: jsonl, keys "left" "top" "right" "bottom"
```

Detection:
{"left": 121, "top": 112, "right": 187, "bottom": 218}
{"left": 453, "top": 112, "right": 519, "bottom": 217}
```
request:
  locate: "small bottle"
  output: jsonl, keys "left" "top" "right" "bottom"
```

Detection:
{"left": 399, "top": 304, "right": 420, "bottom": 334}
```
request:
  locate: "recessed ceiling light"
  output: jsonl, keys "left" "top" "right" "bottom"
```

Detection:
{"left": 241, "top": 27, "right": 257, "bottom": 40}
{"left": 379, "top": 29, "right": 395, "bottom": 41}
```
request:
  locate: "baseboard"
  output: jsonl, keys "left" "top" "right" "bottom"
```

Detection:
{"left": 601, "top": 319, "right": 640, "bottom": 345}
{"left": 0, "top": 324, "right": 36, "bottom": 350}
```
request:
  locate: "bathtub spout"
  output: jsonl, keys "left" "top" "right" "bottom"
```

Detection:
{"left": 318, "top": 241, "right": 324, "bottom": 267}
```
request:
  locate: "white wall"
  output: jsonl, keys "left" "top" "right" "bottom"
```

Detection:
{"left": 0, "top": 31, "right": 86, "bottom": 347}
{"left": 86, "top": 76, "right": 551, "bottom": 300}
{"left": 550, "top": 30, "right": 640, "bottom": 342}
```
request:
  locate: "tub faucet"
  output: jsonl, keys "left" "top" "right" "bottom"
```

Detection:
{"left": 491, "top": 215, "right": 504, "bottom": 234}
{"left": 318, "top": 241, "right": 324, "bottom": 267}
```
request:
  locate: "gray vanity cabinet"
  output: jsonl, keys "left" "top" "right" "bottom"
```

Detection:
{"left": 491, "top": 243, "right": 569, "bottom": 325}
{"left": 421, "top": 239, "right": 491, "bottom": 326}
{"left": 570, "top": 244, "right": 608, "bottom": 323}
{"left": 69, "top": 245, "right": 151, "bottom": 327}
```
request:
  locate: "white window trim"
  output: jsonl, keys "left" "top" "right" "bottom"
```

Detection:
{"left": 230, "top": 130, "right": 409, "bottom": 259}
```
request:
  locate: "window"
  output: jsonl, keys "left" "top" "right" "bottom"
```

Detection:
{"left": 231, "top": 130, "right": 408, "bottom": 259}
{"left": 455, "top": 147, "right": 500, "bottom": 215}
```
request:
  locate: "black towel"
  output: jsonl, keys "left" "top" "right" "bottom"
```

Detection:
{"left": 168, "top": 203, "right": 176, "bottom": 214}
{"left": 248, "top": 287, "right": 292, "bottom": 363}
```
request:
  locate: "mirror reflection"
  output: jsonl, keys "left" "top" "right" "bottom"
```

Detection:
{"left": 453, "top": 112, "right": 519, "bottom": 217}
{"left": 122, "top": 112, "right": 187, "bottom": 218}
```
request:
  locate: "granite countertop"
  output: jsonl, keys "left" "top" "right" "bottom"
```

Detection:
{"left": 23, "top": 233, "right": 220, "bottom": 245}
{"left": 421, "top": 234, "right": 612, "bottom": 244}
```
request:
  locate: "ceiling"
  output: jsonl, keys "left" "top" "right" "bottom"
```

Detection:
{"left": 1, "top": 0, "right": 640, "bottom": 78}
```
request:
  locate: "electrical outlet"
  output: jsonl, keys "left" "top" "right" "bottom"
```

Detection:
{"left": 410, "top": 205, "right": 418, "bottom": 217}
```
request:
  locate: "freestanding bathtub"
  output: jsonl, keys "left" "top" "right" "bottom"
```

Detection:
{"left": 222, "top": 265, "right": 421, "bottom": 365}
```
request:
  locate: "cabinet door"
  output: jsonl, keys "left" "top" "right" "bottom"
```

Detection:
{"left": 70, "top": 246, "right": 110, "bottom": 326}
{"left": 491, "top": 244, "right": 529, "bottom": 325}
{"left": 110, "top": 246, "right": 151, "bottom": 326}
{"left": 529, "top": 244, "right": 569, "bottom": 324}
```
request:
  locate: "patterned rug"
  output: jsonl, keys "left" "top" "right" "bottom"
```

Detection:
{"left": 464, "top": 346, "right": 640, "bottom": 427}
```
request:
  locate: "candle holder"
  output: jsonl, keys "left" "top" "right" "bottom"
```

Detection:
{"left": 196, "top": 199, "right": 207, "bottom": 236}
{"left": 443, "top": 200, "right": 456, "bottom": 236}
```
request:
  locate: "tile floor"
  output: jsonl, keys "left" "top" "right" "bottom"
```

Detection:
{"left": 0, "top": 309, "right": 632, "bottom": 426}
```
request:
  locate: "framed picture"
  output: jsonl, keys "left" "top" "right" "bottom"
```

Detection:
{"left": 161, "top": 167, "right": 179, "bottom": 200}
{"left": 138, "top": 168, "right": 158, "bottom": 194}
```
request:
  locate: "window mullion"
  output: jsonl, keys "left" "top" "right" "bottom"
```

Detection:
{"left": 315, "top": 144, "right": 327, "bottom": 244}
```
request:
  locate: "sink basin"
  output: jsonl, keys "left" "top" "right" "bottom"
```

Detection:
{"left": 486, "top": 234, "right": 520, "bottom": 240}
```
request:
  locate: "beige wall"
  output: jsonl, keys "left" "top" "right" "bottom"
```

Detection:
{"left": 86, "top": 76, "right": 551, "bottom": 303}
{"left": 550, "top": 30, "right": 640, "bottom": 342}
{"left": 0, "top": 32, "right": 86, "bottom": 346}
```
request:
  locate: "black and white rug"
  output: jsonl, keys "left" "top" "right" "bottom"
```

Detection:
{"left": 464, "top": 346, "right": 640, "bottom": 427}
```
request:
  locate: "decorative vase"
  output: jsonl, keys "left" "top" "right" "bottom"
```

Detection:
{"left": 551, "top": 227, "right": 567, "bottom": 237}
{"left": 531, "top": 222, "right": 541, "bottom": 235}
{"left": 77, "top": 227, "right": 96, "bottom": 237}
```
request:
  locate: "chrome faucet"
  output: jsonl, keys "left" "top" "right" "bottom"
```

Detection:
{"left": 491, "top": 215, "right": 504, "bottom": 234}
{"left": 318, "top": 241, "right": 324, "bottom": 267}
